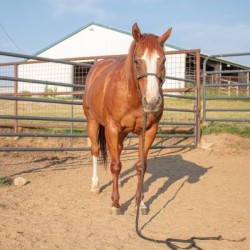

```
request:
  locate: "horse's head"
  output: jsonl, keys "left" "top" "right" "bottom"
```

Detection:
{"left": 132, "top": 23, "right": 172, "bottom": 113}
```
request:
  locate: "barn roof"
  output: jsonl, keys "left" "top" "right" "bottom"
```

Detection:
{"left": 34, "top": 22, "right": 249, "bottom": 70}
{"left": 34, "top": 22, "right": 184, "bottom": 56}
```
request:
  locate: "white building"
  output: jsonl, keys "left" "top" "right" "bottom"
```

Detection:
{"left": 17, "top": 22, "right": 187, "bottom": 94}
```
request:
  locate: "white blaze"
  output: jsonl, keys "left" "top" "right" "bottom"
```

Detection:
{"left": 142, "top": 49, "right": 160, "bottom": 102}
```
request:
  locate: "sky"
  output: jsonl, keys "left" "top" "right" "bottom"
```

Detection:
{"left": 1, "top": 0, "right": 250, "bottom": 65}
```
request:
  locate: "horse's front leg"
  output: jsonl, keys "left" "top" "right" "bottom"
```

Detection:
{"left": 136, "top": 122, "right": 158, "bottom": 215}
{"left": 105, "top": 125, "right": 124, "bottom": 215}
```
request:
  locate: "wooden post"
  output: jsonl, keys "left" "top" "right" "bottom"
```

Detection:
{"left": 239, "top": 72, "right": 249, "bottom": 96}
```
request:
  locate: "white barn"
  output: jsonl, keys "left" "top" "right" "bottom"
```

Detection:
{"left": 18, "top": 22, "right": 186, "bottom": 94}
{"left": 35, "top": 22, "right": 181, "bottom": 58}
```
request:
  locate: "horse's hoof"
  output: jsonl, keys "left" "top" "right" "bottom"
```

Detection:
{"left": 135, "top": 202, "right": 148, "bottom": 215}
{"left": 110, "top": 206, "right": 122, "bottom": 215}
{"left": 140, "top": 206, "right": 148, "bottom": 215}
{"left": 90, "top": 187, "right": 100, "bottom": 194}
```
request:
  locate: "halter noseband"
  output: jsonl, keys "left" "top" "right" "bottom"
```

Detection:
{"left": 136, "top": 73, "right": 165, "bottom": 83}
{"left": 135, "top": 73, "right": 165, "bottom": 98}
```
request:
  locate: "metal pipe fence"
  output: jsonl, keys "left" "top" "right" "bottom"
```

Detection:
{"left": 203, "top": 53, "right": 250, "bottom": 123}
{"left": 0, "top": 50, "right": 201, "bottom": 151}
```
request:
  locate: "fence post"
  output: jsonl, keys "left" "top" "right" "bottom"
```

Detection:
{"left": 14, "top": 64, "right": 18, "bottom": 133}
{"left": 247, "top": 72, "right": 250, "bottom": 96}
{"left": 195, "top": 50, "right": 201, "bottom": 145}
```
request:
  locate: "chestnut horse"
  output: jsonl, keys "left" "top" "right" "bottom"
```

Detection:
{"left": 83, "top": 23, "right": 172, "bottom": 214}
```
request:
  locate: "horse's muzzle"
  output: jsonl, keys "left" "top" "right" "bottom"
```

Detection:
{"left": 142, "top": 95, "right": 163, "bottom": 113}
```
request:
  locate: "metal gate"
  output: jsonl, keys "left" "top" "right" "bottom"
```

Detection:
{"left": 0, "top": 50, "right": 201, "bottom": 151}
{"left": 203, "top": 53, "right": 250, "bottom": 123}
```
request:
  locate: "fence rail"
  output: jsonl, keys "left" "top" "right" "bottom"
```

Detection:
{"left": 203, "top": 52, "right": 250, "bottom": 123}
{"left": 0, "top": 50, "right": 201, "bottom": 151}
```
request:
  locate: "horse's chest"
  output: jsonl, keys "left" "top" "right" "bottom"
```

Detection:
{"left": 120, "top": 114, "right": 156, "bottom": 134}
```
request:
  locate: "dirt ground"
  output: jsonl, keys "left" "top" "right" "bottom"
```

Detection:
{"left": 0, "top": 133, "right": 250, "bottom": 250}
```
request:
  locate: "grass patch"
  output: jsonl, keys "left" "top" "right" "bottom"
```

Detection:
{"left": 0, "top": 177, "right": 10, "bottom": 187}
{"left": 38, "top": 128, "right": 86, "bottom": 134}
{"left": 63, "top": 128, "right": 85, "bottom": 134}
{"left": 202, "top": 123, "right": 250, "bottom": 137}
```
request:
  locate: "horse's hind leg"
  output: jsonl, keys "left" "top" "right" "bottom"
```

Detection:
{"left": 86, "top": 117, "right": 100, "bottom": 194}
{"left": 91, "top": 154, "right": 99, "bottom": 194}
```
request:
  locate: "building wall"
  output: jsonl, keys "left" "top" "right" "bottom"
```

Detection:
{"left": 18, "top": 63, "right": 73, "bottom": 94}
{"left": 38, "top": 24, "right": 134, "bottom": 58}
{"left": 37, "top": 23, "right": 179, "bottom": 59}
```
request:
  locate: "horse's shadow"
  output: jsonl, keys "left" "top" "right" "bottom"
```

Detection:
{"left": 119, "top": 155, "right": 210, "bottom": 213}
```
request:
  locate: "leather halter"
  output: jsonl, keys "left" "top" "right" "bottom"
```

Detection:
{"left": 136, "top": 73, "right": 165, "bottom": 83}
{"left": 135, "top": 73, "right": 165, "bottom": 99}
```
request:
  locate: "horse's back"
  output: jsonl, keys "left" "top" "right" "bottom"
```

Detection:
{"left": 83, "top": 57, "right": 125, "bottom": 124}
{"left": 84, "top": 59, "right": 111, "bottom": 103}
{"left": 85, "top": 59, "right": 115, "bottom": 91}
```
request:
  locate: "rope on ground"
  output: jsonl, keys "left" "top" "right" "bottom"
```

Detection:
{"left": 134, "top": 112, "right": 246, "bottom": 249}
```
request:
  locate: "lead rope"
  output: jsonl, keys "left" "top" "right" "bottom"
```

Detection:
{"left": 135, "top": 111, "right": 167, "bottom": 244}
{"left": 134, "top": 112, "right": 238, "bottom": 249}
{"left": 135, "top": 112, "right": 148, "bottom": 237}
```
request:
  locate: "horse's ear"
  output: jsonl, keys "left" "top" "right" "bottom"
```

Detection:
{"left": 158, "top": 27, "right": 172, "bottom": 46}
{"left": 132, "top": 22, "right": 142, "bottom": 42}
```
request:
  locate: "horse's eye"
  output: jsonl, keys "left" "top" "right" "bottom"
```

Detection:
{"left": 134, "top": 58, "right": 140, "bottom": 67}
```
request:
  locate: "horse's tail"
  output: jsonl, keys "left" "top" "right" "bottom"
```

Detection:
{"left": 98, "top": 125, "right": 108, "bottom": 167}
